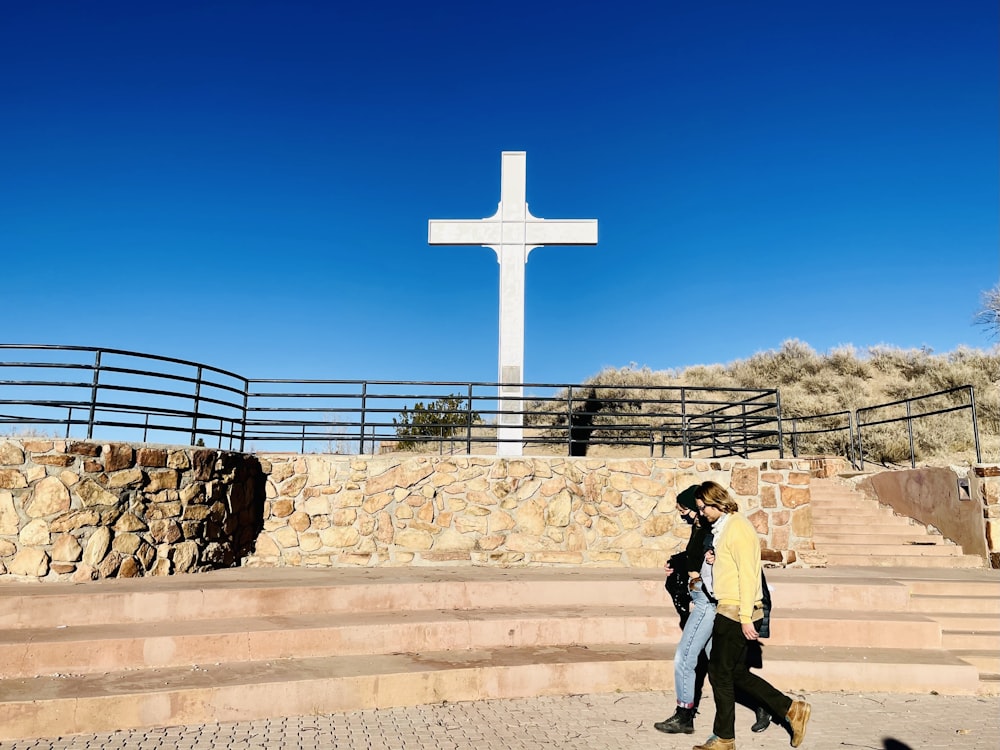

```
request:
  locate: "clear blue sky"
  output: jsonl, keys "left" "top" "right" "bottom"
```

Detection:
{"left": 2, "top": 0, "right": 997, "bottom": 384}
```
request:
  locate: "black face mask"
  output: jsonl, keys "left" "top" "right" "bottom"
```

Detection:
{"left": 682, "top": 511, "right": 697, "bottom": 526}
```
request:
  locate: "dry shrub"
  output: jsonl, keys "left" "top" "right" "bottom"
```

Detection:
{"left": 574, "top": 341, "right": 999, "bottom": 465}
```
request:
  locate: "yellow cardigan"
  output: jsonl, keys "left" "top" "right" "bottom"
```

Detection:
{"left": 712, "top": 512, "right": 763, "bottom": 624}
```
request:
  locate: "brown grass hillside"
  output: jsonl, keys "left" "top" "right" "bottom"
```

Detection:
{"left": 580, "top": 340, "right": 999, "bottom": 467}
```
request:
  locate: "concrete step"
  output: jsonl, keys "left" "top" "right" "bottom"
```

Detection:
{"left": 0, "top": 566, "right": 995, "bottom": 740}
{"left": 0, "top": 605, "right": 947, "bottom": 680}
{"left": 813, "top": 508, "right": 926, "bottom": 533}
{"left": 814, "top": 543, "right": 966, "bottom": 557}
{"left": 0, "top": 569, "right": 923, "bottom": 630}
{"left": 811, "top": 515, "right": 905, "bottom": 525}
{"left": 950, "top": 650, "right": 1000, "bottom": 675}
{"left": 908, "top": 594, "right": 1000, "bottom": 614}
{"left": 765, "top": 609, "right": 941, "bottom": 649}
{"left": 0, "top": 568, "right": 671, "bottom": 629}
{"left": 941, "top": 630, "right": 1000, "bottom": 650}
{"left": 926, "top": 613, "right": 1000, "bottom": 631}
{"left": 807, "top": 476, "right": 973, "bottom": 570}
{"left": 809, "top": 499, "right": 894, "bottom": 511}
{"left": 0, "top": 642, "right": 980, "bottom": 741}
{"left": 811, "top": 532, "right": 947, "bottom": 545}
{"left": 820, "top": 554, "right": 985, "bottom": 568}
{"left": 904, "top": 578, "right": 1000, "bottom": 597}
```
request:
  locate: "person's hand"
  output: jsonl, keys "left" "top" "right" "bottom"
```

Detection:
{"left": 704, "top": 550, "right": 715, "bottom": 564}
{"left": 663, "top": 562, "right": 674, "bottom": 575}
{"left": 742, "top": 622, "right": 759, "bottom": 641}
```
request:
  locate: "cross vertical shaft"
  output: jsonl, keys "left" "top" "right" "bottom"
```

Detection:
{"left": 428, "top": 151, "right": 598, "bottom": 456}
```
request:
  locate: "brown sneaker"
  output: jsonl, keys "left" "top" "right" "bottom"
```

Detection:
{"left": 785, "top": 699, "right": 812, "bottom": 747}
{"left": 692, "top": 737, "right": 736, "bottom": 750}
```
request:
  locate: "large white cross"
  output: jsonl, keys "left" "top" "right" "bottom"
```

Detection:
{"left": 428, "top": 151, "right": 598, "bottom": 456}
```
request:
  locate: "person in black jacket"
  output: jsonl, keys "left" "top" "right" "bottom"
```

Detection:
{"left": 656, "top": 485, "right": 773, "bottom": 736}
{"left": 656, "top": 485, "right": 716, "bottom": 734}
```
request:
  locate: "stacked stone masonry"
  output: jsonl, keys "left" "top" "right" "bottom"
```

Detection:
{"left": 246, "top": 454, "right": 815, "bottom": 569}
{"left": 0, "top": 439, "right": 263, "bottom": 581}
{"left": 972, "top": 464, "right": 1000, "bottom": 568}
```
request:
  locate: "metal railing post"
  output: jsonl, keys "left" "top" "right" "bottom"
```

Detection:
{"left": 848, "top": 412, "right": 857, "bottom": 469}
{"left": 566, "top": 386, "right": 575, "bottom": 455}
{"left": 466, "top": 384, "right": 473, "bottom": 455}
{"left": 359, "top": 383, "right": 368, "bottom": 455}
{"left": 681, "top": 389, "right": 689, "bottom": 458}
{"left": 190, "top": 365, "right": 203, "bottom": 446}
{"left": 856, "top": 409, "right": 866, "bottom": 470}
{"left": 775, "top": 389, "right": 784, "bottom": 459}
{"left": 239, "top": 383, "right": 248, "bottom": 453}
{"left": 87, "top": 350, "right": 102, "bottom": 439}
{"left": 741, "top": 403, "right": 749, "bottom": 457}
{"left": 906, "top": 400, "right": 915, "bottom": 468}
{"left": 969, "top": 386, "right": 982, "bottom": 463}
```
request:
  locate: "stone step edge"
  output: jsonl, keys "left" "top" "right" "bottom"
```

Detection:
{"left": 908, "top": 594, "right": 1000, "bottom": 613}
{"left": 0, "top": 643, "right": 980, "bottom": 741}
{"left": 0, "top": 577, "right": 916, "bottom": 629}
{"left": 812, "top": 547, "right": 964, "bottom": 556}
{"left": 0, "top": 606, "right": 948, "bottom": 678}
{"left": 819, "top": 556, "right": 985, "bottom": 568}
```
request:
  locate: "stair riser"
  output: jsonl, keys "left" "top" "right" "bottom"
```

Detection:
{"left": 928, "top": 615, "right": 1000, "bottom": 630}
{"left": 0, "top": 611, "right": 944, "bottom": 679}
{"left": 811, "top": 518, "right": 920, "bottom": 530}
{"left": 1, "top": 577, "right": 929, "bottom": 631}
{"left": 909, "top": 597, "right": 1000, "bottom": 614}
{"left": 0, "top": 618, "right": 680, "bottom": 678}
{"left": 811, "top": 503, "right": 895, "bottom": 512}
{"left": 906, "top": 581, "right": 1000, "bottom": 597}
{"left": 942, "top": 633, "right": 1000, "bottom": 650}
{"left": 817, "top": 545, "right": 964, "bottom": 556}
{"left": 812, "top": 534, "right": 945, "bottom": 545}
{"left": 958, "top": 655, "right": 1000, "bottom": 673}
{"left": 822, "top": 555, "right": 984, "bottom": 568}
{"left": 0, "top": 581, "right": 668, "bottom": 629}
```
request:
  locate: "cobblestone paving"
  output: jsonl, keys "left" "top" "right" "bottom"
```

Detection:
{"left": 3, "top": 691, "right": 997, "bottom": 750}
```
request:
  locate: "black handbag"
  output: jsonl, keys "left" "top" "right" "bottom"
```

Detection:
{"left": 664, "top": 551, "right": 692, "bottom": 627}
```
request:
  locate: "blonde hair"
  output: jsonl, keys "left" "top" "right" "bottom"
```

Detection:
{"left": 695, "top": 481, "right": 739, "bottom": 514}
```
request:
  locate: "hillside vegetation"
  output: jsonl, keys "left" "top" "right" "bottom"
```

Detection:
{"left": 580, "top": 341, "right": 999, "bottom": 466}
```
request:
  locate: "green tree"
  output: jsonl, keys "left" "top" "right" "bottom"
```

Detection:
{"left": 393, "top": 394, "right": 481, "bottom": 450}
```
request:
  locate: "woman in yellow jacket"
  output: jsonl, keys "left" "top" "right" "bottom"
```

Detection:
{"left": 692, "top": 481, "right": 812, "bottom": 750}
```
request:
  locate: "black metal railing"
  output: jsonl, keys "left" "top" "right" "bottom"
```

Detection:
{"left": 243, "top": 379, "right": 783, "bottom": 457}
{"left": 785, "top": 410, "right": 857, "bottom": 466}
{"left": 0, "top": 345, "right": 783, "bottom": 458}
{"left": 855, "top": 385, "right": 981, "bottom": 469}
{"left": 0, "top": 345, "right": 248, "bottom": 450}
{"left": 1, "top": 345, "right": 983, "bottom": 466}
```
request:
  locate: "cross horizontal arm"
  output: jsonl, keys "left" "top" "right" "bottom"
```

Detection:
{"left": 524, "top": 219, "right": 598, "bottom": 246}
{"left": 428, "top": 219, "right": 501, "bottom": 246}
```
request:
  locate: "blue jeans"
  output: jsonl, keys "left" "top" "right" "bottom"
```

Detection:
{"left": 674, "top": 583, "right": 716, "bottom": 707}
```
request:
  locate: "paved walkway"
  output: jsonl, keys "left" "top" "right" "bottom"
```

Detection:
{"left": 2, "top": 690, "right": 997, "bottom": 750}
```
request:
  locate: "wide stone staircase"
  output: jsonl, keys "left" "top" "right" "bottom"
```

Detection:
{"left": 0, "top": 564, "right": 997, "bottom": 740}
{"left": 809, "top": 477, "right": 984, "bottom": 567}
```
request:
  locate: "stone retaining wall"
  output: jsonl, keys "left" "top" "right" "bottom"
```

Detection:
{"left": 0, "top": 439, "right": 263, "bottom": 581}
{"left": 971, "top": 464, "right": 1000, "bottom": 568}
{"left": 0, "top": 438, "right": 815, "bottom": 580}
{"left": 246, "top": 454, "right": 814, "bottom": 568}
